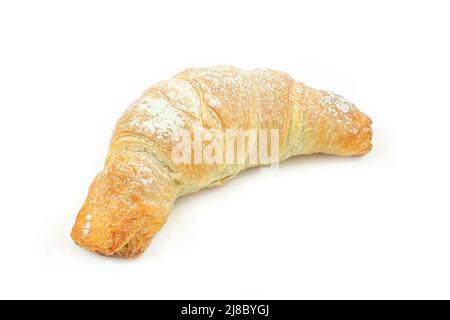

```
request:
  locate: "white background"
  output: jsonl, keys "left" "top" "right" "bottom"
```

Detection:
{"left": 0, "top": 0, "right": 449, "bottom": 299}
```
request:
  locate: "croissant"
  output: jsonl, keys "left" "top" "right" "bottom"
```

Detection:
{"left": 71, "top": 65, "right": 372, "bottom": 258}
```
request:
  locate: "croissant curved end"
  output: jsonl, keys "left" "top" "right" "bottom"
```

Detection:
{"left": 342, "top": 111, "right": 373, "bottom": 156}
{"left": 71, "top": 161, "right": 170, "bottom": 258}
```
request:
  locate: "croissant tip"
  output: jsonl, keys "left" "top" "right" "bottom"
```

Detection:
{"left": 71, "top": 228, "right": 146, "bottom": 259}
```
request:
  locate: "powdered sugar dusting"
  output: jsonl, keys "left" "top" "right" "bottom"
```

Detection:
{"left": 320, "top": 92, "right": 353, "bottom": 113}
{"left": 205, "top": 91, "right": 221, "bottom": 108}
{"left": 182, "top": 65, "right": 253, "bottom": 111}
{"left": 165, "top": 79, "right": 201, "bottom": 115}
{"left": 133, "top": 97, "right": 184, "bottom": 139}
{"left": 135, "top": 162, "right": 155, "bottom": 187}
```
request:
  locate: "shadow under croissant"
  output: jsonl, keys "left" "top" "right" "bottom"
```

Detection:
{"left": 173, "top": 153, "right": 368, "bottom": 207}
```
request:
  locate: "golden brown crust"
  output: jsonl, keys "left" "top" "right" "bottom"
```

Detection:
{"left": 71, "top": 66, "right": 372, "bottom": 258}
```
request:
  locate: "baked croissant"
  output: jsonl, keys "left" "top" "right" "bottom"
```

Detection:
{"left": 71, "top": 65, "right": 372, "bottom": 258}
